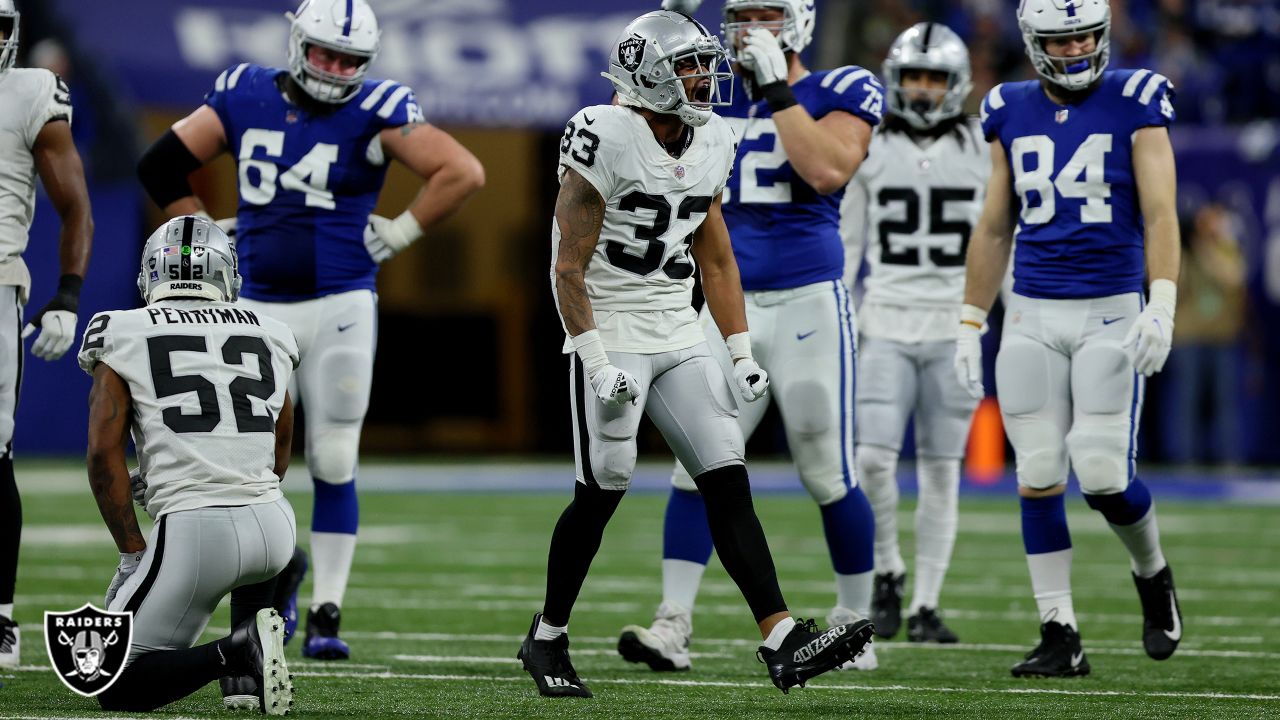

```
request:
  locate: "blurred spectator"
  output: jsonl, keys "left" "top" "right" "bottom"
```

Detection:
{"left": 1162, "top": 203, "right": 1247, "bottom": 465}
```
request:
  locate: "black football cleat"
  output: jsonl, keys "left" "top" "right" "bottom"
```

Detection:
{"left": 758, "top": 617, "right": 875, "bottom": 693}
{"left": 227, "top": 608, "right": 294, "bottom": 715}
{"left": 1011, "top": 621, "right": 1090, "bottom": 678}
{"left": 907, "top": 607, "right": 959, "bottom": 644}
{"left": 518, "top": 613, "right": 592, "bottom": 698}
{"left": 303, "top": 602, "right": 350, "bottom": 660}
{"left": 1133, "top": 565, "right": 1182, "bottom": 660}
{"left": 871, "top": 573, "right": 904, "bottom": 639}
{"left": 220, "top": 674, "right": 261, "bottom": 711}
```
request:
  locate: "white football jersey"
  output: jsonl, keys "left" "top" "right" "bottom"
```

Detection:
{"left": 0, "top": 68, "right": 73, "bottom": 298}
{"left": 553, "top": 105, "right": 736, "bottom": 354}
{"left": 78, "top": 300, "right": 300, "bottom": 519}
{"left": 842, "top": 118, "right": 989, "bottom": 342}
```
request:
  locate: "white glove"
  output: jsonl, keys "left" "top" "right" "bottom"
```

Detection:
{"left": 1123, "top": 279, "right": 1176, "bottom": 377}
{"left": 105, "top": 550, "right": 144, "bottom": 608}
{"left": 738, "top": 27, "right": 789, "bottom": 87}
{"left": 954, "top": 304, "right": 987, "bottom": 400}
{"left": 727, "top": 333, "right": 769, "bottom": 402}
{"left": 213, "top": 217, "right": 237, "bottom": 238}
{"left": 364, "top": 211, "right": 424, "bottom": 264}
{"left": 23, "top": 309, "right": 77, "bottom": 360}
{"left": 573, "top": 329, "right": 639, "bottom": 408}
{"left": 661, "top": 0, "right": 702, "bottom": 12}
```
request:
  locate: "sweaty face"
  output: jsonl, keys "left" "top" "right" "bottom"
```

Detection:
{"left": 305, "top": 45, "right": 365, "bottom": 77}
{"left": 899, "top": 68, "right": 950, "bottom": 109}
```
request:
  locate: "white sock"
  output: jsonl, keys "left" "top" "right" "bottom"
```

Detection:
{"left": 662, "top": 559, "right": 707, "bottom": 613}
{"left": 835, "top": 571, "right": 873, "bottom": 618}
{"left": 1109, "top": 506, "right": 1167, "bottom": 579}
{"left": 310, "top": 531, "right": 357, "bottom": 609}
{"left": 856, "top": 445, "right": 905, "bottom": 576}
{"left": 910, "top": 456, "right": 960, "bottom": 613}
{"left": 762, "top": 616, "right": 796, "bottom": 651}
{"left": 0, "top": 603, "right": 12, "bottom": 620}
{"left": 535, "top": 618, "right": 567, "bottom": 641}
{"left": 1027, "top": 548, "right": 1077, "bottom": 629}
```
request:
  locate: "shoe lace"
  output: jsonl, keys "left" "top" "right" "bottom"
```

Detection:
{"left": 796, "top": 618, "right": 819, "bottom": 634}
{"left": 549, "top": 640, "right": 579, "bottom": 681}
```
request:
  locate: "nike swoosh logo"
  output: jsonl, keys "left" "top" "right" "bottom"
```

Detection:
{"left": 583, "top": 114, "right": 595, "bottom": 125}
{"left": 796, "top": 330, "right": 816, "bottom": 341}
{"left": 338, "top": 322, "right": 357, "bottom": 332}
{"left": 1070, "top": 651, "right": 1084, "bottom": 667}
{"left": 1164, "top": 595, "right": 1182, "bottom": 642}
{"left": 1102, "top": 317, "right": 1124, "bottom": 325}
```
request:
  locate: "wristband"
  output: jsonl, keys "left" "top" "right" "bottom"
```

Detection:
{"left": 1148, "top": 278, "right": 1177, "bottom": 313}
{"left": 759, "top": 81, "right": 798, "bottom": 113}
{"left": 959, "top": 304, "right": 988, "bottom": 330}
{"left": 726, "top": 332, "right": 753, "bottom": 362}
{"left": 572, "top": 329, "right": 611, "bottom": 376}
{"left": 390, "top": 210, "right": 425, "bottom": 246}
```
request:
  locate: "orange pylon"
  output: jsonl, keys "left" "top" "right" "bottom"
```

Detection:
{"left": 966, "top": 397, "right": 1006, "bottom": 485}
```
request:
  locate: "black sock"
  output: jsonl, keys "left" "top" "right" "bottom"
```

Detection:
{"left": 541, "top": 482, "right": 626, "bottom": 627}
{"left": 97, "top": 639, "right": 241, "bottom": 712}
{"left": 231, "top": 576, "right": 278, "bottom": 629}
{"left": 0, "top": 457, "right": 19, "bottom": 609}
{"left": 694, "top": 464, "right": 788, "bottom": 622}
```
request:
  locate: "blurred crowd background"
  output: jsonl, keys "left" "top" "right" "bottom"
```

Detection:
{"left": 10, "top": 0, "right": 1280, "bottom": 468}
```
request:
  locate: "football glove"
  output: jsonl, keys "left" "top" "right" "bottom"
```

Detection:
{"left": 954, "top": 304, "right": 987, "bottom": 400}
{"left": 22, "top": 274, "right": 81, "bottom": 361}
{"left": 573, "top": 329, "right": 639, "bottom": 408}
{"left": 661, "top": 0, "right": 703, "bottom": 12}
{"left": 364, "top": 211, "right": 424, "bottom": 264}
{"left": 726, "top": 332, "right": 769, "bottom": 402}
{"left": 738, "top": 28, "right": 789, "bottom": 87}
{"left": 1123, "top": 279, "right": 1176, "bottom": 377}
{"left": 105, "top": 550, "right": 145, "bottom": 608}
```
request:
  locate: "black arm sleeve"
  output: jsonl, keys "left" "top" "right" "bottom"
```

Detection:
{"left": 136, "top": 129, "right": 203, "bottom": 209}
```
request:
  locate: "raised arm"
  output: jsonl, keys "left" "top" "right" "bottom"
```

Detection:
{"left": 363, "top": 122, "right": 486, "bottom": 263}
{"left": 137, "top": 105, "right": 228, "bottom": 216}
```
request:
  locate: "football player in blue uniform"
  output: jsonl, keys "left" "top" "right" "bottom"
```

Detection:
{"left": 136, "top": 0, "right": 484, "bottom": 670}
{"left": 618, "top": 0, "right": 886, "bottom": 672}
{"left": 955, "top": 0, "right": 1183, "bottom": 678}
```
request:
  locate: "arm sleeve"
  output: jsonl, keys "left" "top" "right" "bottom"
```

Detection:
{"left": 24, "top": 70, "right": 73, "bottom": 148}
{"left": 555, "top": 107, "right": 618, "bottom": 200}
{"left": 823, "top": 67, "right": 885, "bottom": 128}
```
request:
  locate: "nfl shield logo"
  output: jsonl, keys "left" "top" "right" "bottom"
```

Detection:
{"left": 674, "top": 165, "right": 686, "bottom": 180}
{"left": 45, "top": 604, "right": 133, "bottom": 697}
{"left": 1055, "top": 108, "right": 1070, "bottom": 124}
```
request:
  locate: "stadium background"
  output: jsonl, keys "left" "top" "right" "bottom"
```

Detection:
{"left": 11, "top": 0, "right": 1280, "bottom": 468}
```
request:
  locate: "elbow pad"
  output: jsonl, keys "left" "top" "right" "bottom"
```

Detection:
{"left": 137, "top": 129, "right": 203, "bottom": 209}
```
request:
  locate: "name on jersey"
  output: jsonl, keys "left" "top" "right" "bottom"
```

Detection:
{"left": 146, "top": 307, "right": 262, "bottom": 327}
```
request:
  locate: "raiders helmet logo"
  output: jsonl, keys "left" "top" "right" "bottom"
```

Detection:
{"left": 44, "top": 604, "right": 133, "bottom": 697}
{"left": 619, "top": 36, "right": 646, "bottom": 73}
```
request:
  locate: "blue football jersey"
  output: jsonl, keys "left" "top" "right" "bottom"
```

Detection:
{"left": 721, "top": 67, "right": 884, "bottom": 291}
{"left": 205, "top": 64, "right": 423, "bottom": 301}
{"left": 981, "top": 69, "right": 1175, "bottom": 300}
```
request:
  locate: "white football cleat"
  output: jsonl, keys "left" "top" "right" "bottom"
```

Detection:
{"left": 617, "top": 602, "right": 692, "bottom": 672}
{"left": 828, "top": 606, "right": 878, "bottom": 670}
{"left": 0, "top": 615, "right": 18, "bottom": 668}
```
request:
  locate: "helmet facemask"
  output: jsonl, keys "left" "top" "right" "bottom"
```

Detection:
{"left": 1023, "top": 23, "right": 1110, "bottom": 92}
{"left": 605, "top": 13, "right": 734, "bottom": 128}
{"left": 285, "top": 0, "right": 380, "bottom": 104}
{"left": 886, "top": 67, "right": 970, "bottom": 130}
{"left": 722, "top": 1, "right": 816, "bottom": 56}
{"left": 0, "top": 5, "right": 19, "bottom": 75}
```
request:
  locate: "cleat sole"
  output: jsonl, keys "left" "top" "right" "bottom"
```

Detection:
{"left": 616, "top": 630, "right": 690, "bottom": 673}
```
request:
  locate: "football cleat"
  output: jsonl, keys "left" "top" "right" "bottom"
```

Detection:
{"left": 273, "top": 547, "right": 308, "bottom": 645}
{"left": 826, "top": 607, "right": 877, "bottom": 671}
{"left": 0, "top": 615, "right": 19, "bottom": 669}
{"left": 302, "top": 602, "right": 350, "bottom": 660}
{"left": 758, "top": 617, "right": 875, "bottom": 693}
{"left": 871, "top": 572, "right": 905, "bottom": 639}
{"left": 1011, "top": 621, "right": 1090, "bottom": 678}
{"left": 907, "top": 607, "right": 959, "bottom": 644}
{"left": 518, "top": 613, "right": 592, "bottom": 698}
{"left": 617, "top": 602, "right": 692, "bottom": 672}
{"left": 227, "top": 608, "right": 294, "bottom": 715}
{"left": 1133, "top": 565, "right": 1182, "bottom": 660}
{"left": 220, "top": 675, "right": 261, "bottom": 711}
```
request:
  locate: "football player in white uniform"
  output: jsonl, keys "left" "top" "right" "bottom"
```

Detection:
{"left": 81, "top": 217, "right": 298, "bottom": 713}
{"left": 841, "top": 23, "right": 987, "bottom": 645}
{"left": 956, "top": 0, "right": 1182, "bottom": 677}
{"left": 0, "top": 0, "right": 94, "bottom": 668}
{"left": 518, "top": 10, "right": 872, "bottom": 699}
{"left": 136, "top": 0, "right": 485, "bottom": 661}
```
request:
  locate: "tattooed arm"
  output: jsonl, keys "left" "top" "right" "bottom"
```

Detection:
{"left": 86, "top": 363, "right": 145, "bottom": 554}
{"left": 554, "top": 167, "right": 606, "bottom": 336}
{"left": 378, "top": 122, "right": 486, "bottom": 234}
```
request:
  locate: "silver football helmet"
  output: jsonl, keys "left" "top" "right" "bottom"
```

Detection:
{"left": 604, "top": 10, "right": 733, "bottom": 128}
{"left": 1019, "top": 0, "right": 1111, "bottom": 91}
{"left": 137, "top": 216, "right": 242, "bottom": 304}
{"left": 883, "top": 23, "right": 973, "bottom": 130}
{"left": 286, "top": 0, "right": 380, "bottom": 104}
{"left": 722, "top": 0, "right": 817, "bottom": 55}
{"left": 0, "top": 0, "right": 19, "bottom": 75}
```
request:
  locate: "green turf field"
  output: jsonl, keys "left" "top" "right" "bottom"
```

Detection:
{"left": 3, "top": 465, "right": 1278, "bottom": 719}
